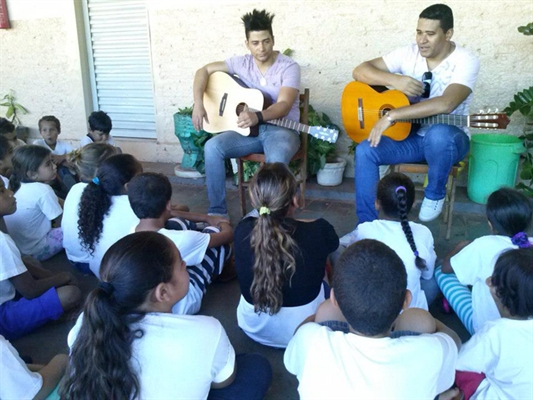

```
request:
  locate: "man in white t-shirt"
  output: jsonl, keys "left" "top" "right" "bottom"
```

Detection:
{"left": 284, "top": 239, "right": 460, "bottom": 399}
{"left": 342, "top": 4, "right": 479, "bottom": 238}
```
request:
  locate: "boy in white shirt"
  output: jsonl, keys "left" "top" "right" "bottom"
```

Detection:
{"left": 128, "top": 172, "right": 233, "bottom": 314}
{"left": 455, "top": 247, "right": 533, "bottom": 399}
{"left": 79, "top": 111, "right": 121, "bottom": 152}
{"left": 284, "top": 239, "right": 460, "bottom": 399}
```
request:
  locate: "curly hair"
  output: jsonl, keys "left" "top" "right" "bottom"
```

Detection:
{"left": 249, "top": 163, "right": 299, "bottom": 314}
{"left": 60, "top": 232, "right": 178, "bottom": 400}
{"left": 377, "top": 172, "right": 427, "bottom": 270}
{"left": 78, "top": 154, "right": 142, "bottom": 255}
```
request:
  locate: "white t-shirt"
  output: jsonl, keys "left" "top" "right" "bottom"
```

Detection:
{"left": 285, "top": 323, "right": 457, "bottom": 399}
{"left": 79, "top": 134, "right": 116, "bottom": 148}
{"left": 1, "top": 175, "right": 8, "bottom": 188}
{"left": 456, "top": 318, "right": 533, "bottom": 399}
{"left": 0, "top": 231, "right": 27, "bottom": 305}
{"left": 158, "top": 228, "right": 210, "bottom": 266}
{"left": 33, "top": 138, "right": 73, "bottom": 155}
{"left": 383, "top": 43, "right": 480, "bottom": 136}
{"left": 451, "top": 235, "right": 525, "bottom": 332}
{"left": 237, "top": 286, "right": 325, "bottom": 348}
{"left": 4, "top": 182, "right": 63, "bottom": 256}
{"left": 0, "top": 335, "right": 43, "bottom": 400}
{"left": 62, "top": 182, "right": 89, "bottom": 263}
{"left": 68, "top": 312, "right": 235, "bottom": 399}
{"left": 89, "top": 195, "right": 139, "bottom": 278}
{"left": 355, "top": 220, "right": 436, "bottom": 310}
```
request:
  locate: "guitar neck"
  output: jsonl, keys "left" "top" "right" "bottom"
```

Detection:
{"left": 268, "top": 117, "right": 311, "bottom": 133}
{"left": 398, "top": 114, "right": 469, "bottom": 127}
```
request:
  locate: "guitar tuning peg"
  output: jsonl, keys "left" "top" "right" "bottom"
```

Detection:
{"left": 487, "top": 108, "right": 492, "bottom": 113}
{"left": 494, "top": 108, "right": 499, "bottom": 113}
{"left": 479, "top": 109, "right": 485, "bottom": 114}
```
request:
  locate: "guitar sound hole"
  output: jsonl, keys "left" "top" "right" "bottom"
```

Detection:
{"left": 380, "top": 104, "right": 394, "bottom": 118}
{"left": 236, "top": 102, "right": 248, "bottom": 116}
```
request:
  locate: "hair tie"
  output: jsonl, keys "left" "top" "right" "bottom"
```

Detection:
{"left": 98, "top": 281, "right": 114, "bottom": 294}
{"left": 259, "top": 206, "right": 271, "bottom": 216}
{"left": 92, "top": 177, "right": 100, "bottom": 185}
{"left": 413, "top": 250, "right": 419, "bottom": 257}
{"left": 395, "top": 186, "right": 407, "bottom": 194}
{"left": 511, "top": 232, "right": 532, "bottom": 248}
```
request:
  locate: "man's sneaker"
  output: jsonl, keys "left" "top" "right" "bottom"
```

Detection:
{"left": 207, "top": 212, "right": 230, "bottom": 221}
{"left": 339, "top": 228, "right": 359, "bottom": 247}
{"left": 419, "top": 197, "right": 445, "bottom": 222}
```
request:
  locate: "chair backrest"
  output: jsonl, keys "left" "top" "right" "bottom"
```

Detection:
{"left": 299, "top": 88, "right": 310, "bottom": 168}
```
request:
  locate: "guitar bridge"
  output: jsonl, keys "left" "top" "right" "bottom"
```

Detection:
{"left": 358, "top": 98, "right": 364, "bottom": 129}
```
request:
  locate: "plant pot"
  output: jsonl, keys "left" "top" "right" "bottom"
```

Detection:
{"left": 317, "top": 157, "right": 347, "bottom": 186}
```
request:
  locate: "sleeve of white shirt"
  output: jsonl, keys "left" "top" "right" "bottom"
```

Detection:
{"left": 0, "top": 336, "right": 43, "bottom": 400}
{"left": 162, "top": 230, "right": 210, "bottom": 266}
{"left": 448, "top": 49, "right": 479, "bottom": 91}
{"left": 450, "top": 238, "right": 484, "bottom": 285}
{"left": 422, "top": 229, "right": 437, "bottom": 280}
{"left": 455, "top": 321, "right": 495, "bottom": 373}
{"left": 37, "top": 185, "right": 63, "bottom": 221}
{"left": 382, "top": 45, "right": 412, "bottom": 74}
{"left": 427, "top": 332, "right": 458, "bottom": 394}
{"left": 210, "top": 319, "right": 236, "bottom": 384}
{"left": 284, "top": 322, "right": 322, "bottom": 376}
{"left": 0, "top": 231, "right": 27, "bottom": 281}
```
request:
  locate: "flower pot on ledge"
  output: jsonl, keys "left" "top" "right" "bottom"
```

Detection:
{"left": 317, "top": 157, "right": 347, "bottom": 186}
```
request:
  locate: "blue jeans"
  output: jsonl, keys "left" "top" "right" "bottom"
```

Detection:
{"left": 354, "top": 125, "right": 470, "bottom": 223}
{"left": 205, "top": 125, "right": 300, "bottom": 214}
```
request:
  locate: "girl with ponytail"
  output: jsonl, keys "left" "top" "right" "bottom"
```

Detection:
{"left": 342, "top": 172, "right": 437, "bottom": 310}
{"left": 234, "top": 163, "right": 339, "bottom": 348}
{"left": 437, "top": 187, "right": 533, "bottom": 334}
{"left": 77, "top": 153, "right": 142, "bottom": 277}
{"left": 62, "top": 231, "right": 271, "bottom": 400}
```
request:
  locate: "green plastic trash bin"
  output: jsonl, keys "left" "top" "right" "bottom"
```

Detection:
{"left": 467, "top": 134, "right": 525, "bottom": 204}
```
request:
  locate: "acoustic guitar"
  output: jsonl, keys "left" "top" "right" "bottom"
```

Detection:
{"left": 202, "top": 71, "right": 339, "bottom": 143}
{"left": 341, "top": 82, "right": 510, "bottom": 143}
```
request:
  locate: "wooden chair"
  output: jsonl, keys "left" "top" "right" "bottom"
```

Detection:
{"left": 391, "top": 158, "right": 468, "bottom": 240}
{"left": 237, "top": 88, "right": 310, "bottom": 216}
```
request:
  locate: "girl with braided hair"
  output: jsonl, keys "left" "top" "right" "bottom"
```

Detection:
{"left": 234, "top": 163, "right": 339, "bottom": 348}
{"left": 437, "top": 187, "right": 533, "bottom": 334}
{"left": 341, "top": 172, "right": 437, "bottom": 310}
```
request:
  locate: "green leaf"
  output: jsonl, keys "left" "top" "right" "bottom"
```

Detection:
{"left": 5, "top": 107, "right": 14, "bottom": 119}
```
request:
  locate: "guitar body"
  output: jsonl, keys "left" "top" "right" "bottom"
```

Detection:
{"left": 203, "top": 71, "right": 266, "bottom": 136}
{"left": 341, "top": 82, "right": 411, "bottom": 143}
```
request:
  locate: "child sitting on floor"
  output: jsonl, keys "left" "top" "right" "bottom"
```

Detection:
{"left": 234, "top": 163, "right": 339, "bottom": 348}
{"left": 128, "top": 172, "right": 233, "bottom": 315}
{"left": 0, "top": 117, "right": 25, "bottom": 149}
{"left": 61, "top": 232, "right": 272, "bottom": 400}
{"left": 77, "top": 153, "right": 142, "bottom": 277}
{"left": 79, "top": 111, "right": 121, "bottom": 152}
{"left": 436, "top": 187, "right": 532, "bottom": 334}
{"left": 0, "top": 178, "right": 80, "bottom": 340}
{"left": 284, "top": 239, "right": 459, "bottom": 399}
{"left": 62, "top": 143, "right": 118, "bottom": 273}
{"left": 0, "top": 334, "right": 68, "bottom": 400}
{"left": 340, "top": 172, "right": 437, "bottom": 309}
{"left": 455, "top": 247, "right": 533, "bottom": 399}
{"left": 4, "top": 145, "right": 64, "bottom": 260}
{"left": 34, "top": 115, "right": 76, "bottom": 191}
{"left": 0, "top": 135, "right": 13, "bottom": 188}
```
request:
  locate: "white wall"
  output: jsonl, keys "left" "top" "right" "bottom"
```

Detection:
{"left": 1, "top": 0, "right": 532, "bottom": 174}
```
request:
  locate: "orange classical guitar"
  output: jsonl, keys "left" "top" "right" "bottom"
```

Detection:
{"left": 341, "top": 82, "right": 510, "bottom": 143}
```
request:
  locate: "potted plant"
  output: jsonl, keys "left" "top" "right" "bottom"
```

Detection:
{"left": 306, "top": 105, "right": 346, "bottom": 186}
{"left": 0, "top": 90, "right": 29, "bottom": 142}
{"left": 503, "top": 22, "right": 533, "bottom": 197}
{"left": 173, "top": 106, "right": 212, "bottom": 177}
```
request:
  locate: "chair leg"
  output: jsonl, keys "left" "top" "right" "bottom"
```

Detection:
{"left": 238, "top": 158, "right": 247, "bottom": 217}
{"left": 443, "top": 175, "right": 453, "bottom": 224}
{"left": 446, "top": 175, "right": 457, "bottom": 240}
{"left": 299, "top": 179, "right": 306, "bottom": 209}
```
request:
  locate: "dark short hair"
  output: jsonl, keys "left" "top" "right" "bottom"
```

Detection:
{"left": 486, "top": 188, "right": 533, "bottom": 237}
{"left": 491, "top": 247, "right": 533, "bottom": 318}
{"left": 0, "top": 118, "right": 15, "bottom": 136}
{"left": 0, "top": 135, "right": 12, "bottom": 161}
{"left": 333, "top": 239, "right": 407, "bottom": 336}
{"left": 88, "top": 111, "right": 112, "bottom": 134}
{"left": 241, "top": 9, "right": 274, "bottom": 39}
{"left": 128, "top": 173, "right": 172, "bottom": 219}
{"left": 38, "top": 115, "right": 61, "bottom": 133}
{"left": 419, "top": 4, "right": 454, "bottom": 32}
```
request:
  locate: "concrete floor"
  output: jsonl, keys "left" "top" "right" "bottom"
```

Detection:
{"left": 11, "top": 163, "right": 492, "bottom": 399}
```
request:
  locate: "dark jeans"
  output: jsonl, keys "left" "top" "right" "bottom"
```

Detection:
{"left": 208, "top": 353, "right": 272, "bottom": 400}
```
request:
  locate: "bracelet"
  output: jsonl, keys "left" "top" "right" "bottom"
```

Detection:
{"left": 385, "top": 112, "right": 396, "bottom": 126}
{"left": 255, "top": 111, "right": 264, "bottom": 124}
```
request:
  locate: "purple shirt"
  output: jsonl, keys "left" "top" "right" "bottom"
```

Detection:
{"left": 225, "top": 53, "right": 300, "bottom": 122}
